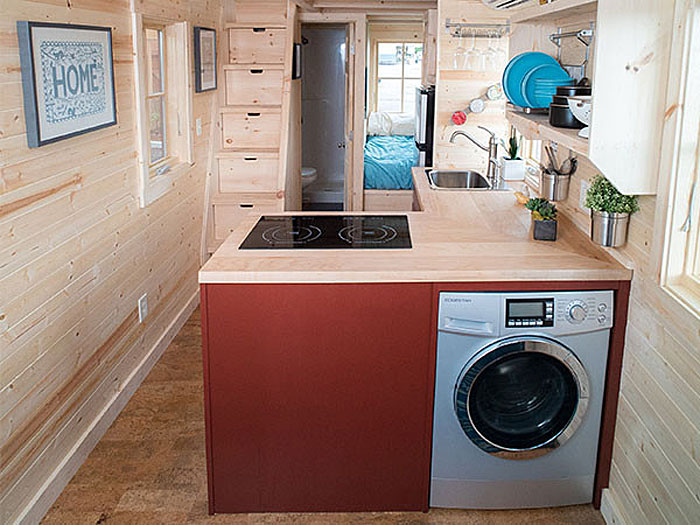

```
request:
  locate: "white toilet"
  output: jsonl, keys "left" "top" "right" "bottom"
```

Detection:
{"left": 301, "top": 167, "right": 318, "bottom": 189}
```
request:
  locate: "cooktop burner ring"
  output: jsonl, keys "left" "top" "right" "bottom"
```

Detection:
{"left": 261, "top": 224, "right": 323, "bottom": 245}
{"left": 338, "top": 224, "right": 398, "bottom": 245}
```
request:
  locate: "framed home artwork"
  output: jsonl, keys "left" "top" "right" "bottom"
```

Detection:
{"left": 194, "top": 26, "right": 217, "bottom": 93}
{"left": 16, "top": 21, "right": 117, "bottom": 148}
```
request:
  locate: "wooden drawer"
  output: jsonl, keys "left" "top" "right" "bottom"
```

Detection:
{"left": 229, "top": 27, "right": 286, "bottom": 64}
{"left": 224, "top": 67, "right": 283, "bottom": 106}
{"left": 218, "top": 154, "right": 279, "bottom": 192}
{"left": 221, "top": 109, "right": 281, "bottom": 150}
{"left": 213, "top": 194, "right": 281, "bottom": 240}
{"left": 232, "top": 0, "right": 287, "bottom": 25}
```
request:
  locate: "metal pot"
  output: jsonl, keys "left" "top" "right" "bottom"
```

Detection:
{"left": 590, "top": 210, "right": 630, "bottom": 247}
{"left": 540, "top": 170, "right": 571, "bottom": 201}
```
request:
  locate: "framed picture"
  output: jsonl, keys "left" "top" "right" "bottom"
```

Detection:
{"left": 194, "top": 27, "right": 217, "bottom": 93}
{"left": 16, "top": 21, "right": 117, "bottom": 148}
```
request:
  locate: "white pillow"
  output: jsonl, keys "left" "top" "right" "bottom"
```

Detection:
{"left": 367, "top": 112, "right": 414, "bottom": 136}
{"left": 389, "top": 112, "right": 414, "bottom": 135}
{"left": 367, "top": 112, "right": 392, "bottom": 135}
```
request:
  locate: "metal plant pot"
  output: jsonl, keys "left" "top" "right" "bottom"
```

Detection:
{"left": 590, "top": 210, "right": 630, "bottom": 247}
{"left": 533, "top": 219, "right": 557, "bottom": 241}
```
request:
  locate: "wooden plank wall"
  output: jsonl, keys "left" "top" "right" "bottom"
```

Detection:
{"left": 0, "top": 0, "right": 222, "bottom": 522}
{"left": 433, "top": 0, "right": 508, "bottom": 171}
{"left": 548, "top": 152, "right": 700, "bottom": 524}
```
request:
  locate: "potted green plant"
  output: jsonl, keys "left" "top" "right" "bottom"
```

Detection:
{"left": 500, "top": 127, "right": 525, "bottom": 181}
{"left": 525, "top": 197, "right": 558, "bottom": 241}
{"left": 584, "top": 175, "right": 640, "bottom": 247}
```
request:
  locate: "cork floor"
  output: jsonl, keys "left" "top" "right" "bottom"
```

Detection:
{"left": 41, "top": 308, "right": 604, "bottom": 525}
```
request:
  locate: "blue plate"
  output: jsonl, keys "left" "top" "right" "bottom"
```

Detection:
{"left": 521, "top": 63, "right": 572, "bottom": 108}
{"left": 502, "top": 52, "right": 559, "bottom": 107}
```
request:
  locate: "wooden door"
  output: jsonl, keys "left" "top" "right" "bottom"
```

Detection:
{"left": 343, "top": 24, "right": 354, "bottom": 211}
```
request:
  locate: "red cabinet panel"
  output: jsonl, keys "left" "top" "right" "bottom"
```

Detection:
{"left": 201, "top": 283, "right": 435, "bottom": 513}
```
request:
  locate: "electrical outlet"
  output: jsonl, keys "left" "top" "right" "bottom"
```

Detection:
{"left": 138, "top": 293, "right": 148, "bottom": 323}
{"left": 196, "top": 118, "right": 202, "bottom": 136}
{"left": 580, "top": 179, "right": 590, "bottom": 211}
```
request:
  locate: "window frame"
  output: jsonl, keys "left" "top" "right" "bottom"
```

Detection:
{"left": 132, "top": 14, "right": 195, "bottom": 207}
{"left": 367, "top": 23, "right": 423, "bottom": 116}
{"left": 659, "top": 0, "right": 700, "bottom": 317}
{"left": 374, "top": 42, "right": 422, "bottom": 114}
{"left": 144, "top": 24, "right": 169, "bottom": 168}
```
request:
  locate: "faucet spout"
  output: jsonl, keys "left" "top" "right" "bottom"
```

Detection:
{"left": 449, "top": 130, "right": 488, "bottom": 152}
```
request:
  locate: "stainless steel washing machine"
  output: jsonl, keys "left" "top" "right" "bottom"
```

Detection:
{"left": 431, "top": 291, "right": 613, "bottom": 509}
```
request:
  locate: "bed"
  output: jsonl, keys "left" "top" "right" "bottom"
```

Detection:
{"left": 363, "top": 112, "right": 419, "bottom": 211}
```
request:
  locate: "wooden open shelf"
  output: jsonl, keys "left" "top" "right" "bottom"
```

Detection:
{"left": 510, "top": 0, "right": 597, "bottom": 24}
{"left": 506, "top": 109, "right": 589, "bottom": 157}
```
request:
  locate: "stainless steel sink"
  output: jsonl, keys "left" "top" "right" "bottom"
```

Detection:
{"left": 426, "top": 169, "right": 491, "bottom": 190}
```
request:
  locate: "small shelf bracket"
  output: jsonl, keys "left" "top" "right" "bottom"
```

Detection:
{"left": 549, "top": 23, "right": 595, "bottom": 80}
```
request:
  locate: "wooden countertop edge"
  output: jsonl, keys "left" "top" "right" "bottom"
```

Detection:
{"left": 200, "top": 169, "right": 633, "bottom": 284}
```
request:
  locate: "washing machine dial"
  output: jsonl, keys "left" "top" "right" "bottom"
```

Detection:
{"left": 566, "top": 301, "right": 588, "bottom": 323}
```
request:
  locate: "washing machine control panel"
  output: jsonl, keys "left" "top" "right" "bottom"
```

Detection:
{"left": 505, "top": 298, "right": 554, "bottom": 328}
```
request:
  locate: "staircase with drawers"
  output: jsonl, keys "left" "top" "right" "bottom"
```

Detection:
{"left": 206, "top": 0, "right": 295, "bottom": 252}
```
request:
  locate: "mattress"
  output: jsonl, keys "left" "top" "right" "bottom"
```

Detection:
{"left": 363, "top": 135, "right": 418, "bottom": 190}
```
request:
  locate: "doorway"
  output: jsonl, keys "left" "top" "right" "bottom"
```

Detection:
{"left": 300, "top": 24, "right": 348, "bottom": 211}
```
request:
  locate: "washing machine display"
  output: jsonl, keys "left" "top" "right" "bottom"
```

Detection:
{"left": 431, "top": 291, "right": 613, "bottom": 509}
{"left": 454, "top": 337, "right": 588, "bottom": 459}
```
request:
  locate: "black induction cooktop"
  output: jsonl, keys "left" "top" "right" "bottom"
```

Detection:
{"left": 239, "top": 215, "right": 412, "bottom": 249}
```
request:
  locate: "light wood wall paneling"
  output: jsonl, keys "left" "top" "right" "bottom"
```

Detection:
{"left": 535, "top": 139, "right": 700, "bottom": 523}
{"left": 0, "top": 0, "right": 221, "bottom": 522}
{"left": 433, "top": 0, "right": 508, "bottom": 171}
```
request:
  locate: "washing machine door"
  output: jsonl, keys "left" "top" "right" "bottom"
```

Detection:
{"left": 454, "top": 336, "right": 589, "bottom": 460}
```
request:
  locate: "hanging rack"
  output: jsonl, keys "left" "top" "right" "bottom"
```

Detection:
{"left": 445, "top": 19, "right": 510, "bottom": 39}
{"left": 549, "top": 23, "right": 595, "bottom": 80}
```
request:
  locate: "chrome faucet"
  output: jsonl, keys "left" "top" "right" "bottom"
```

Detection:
{"left": 449, "top": 126, "right": 500, "bottom": 185}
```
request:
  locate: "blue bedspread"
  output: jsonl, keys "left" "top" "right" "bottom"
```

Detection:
{"left": 363, "top": 135, "right": 418, "bottom": 190}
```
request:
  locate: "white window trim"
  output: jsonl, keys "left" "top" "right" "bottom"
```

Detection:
{"left": 659, "top": 0, "right": 700, "bottom": 318}
{"left": 132, "top": 13, "right": 194, "bottom": 208}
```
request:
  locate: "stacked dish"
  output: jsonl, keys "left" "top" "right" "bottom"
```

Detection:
{"left": 503, "top": 52, "right": 573, "bottom": 109}
{"left": 549, "top": 85, "right": 592, "bottom": 130}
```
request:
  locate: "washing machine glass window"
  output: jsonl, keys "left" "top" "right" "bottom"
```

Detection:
{"left": 454, "top": 337, "right": 590, "bottom": 460}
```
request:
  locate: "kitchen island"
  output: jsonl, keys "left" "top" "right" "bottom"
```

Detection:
{"left": 199, "top": 168, "right": 632, "bottom": 515}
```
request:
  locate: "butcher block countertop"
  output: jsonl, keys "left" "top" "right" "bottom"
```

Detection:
{"left": 199, "top": 168, "right": 632, "bottom": 283}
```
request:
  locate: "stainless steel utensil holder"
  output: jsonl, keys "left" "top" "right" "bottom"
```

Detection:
{"left": 540, "top": 171, "right": 571, "bottom": 201}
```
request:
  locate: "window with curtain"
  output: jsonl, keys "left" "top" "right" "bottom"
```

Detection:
{"left": 376, "top": 42, "right": 422, "bottom": 113}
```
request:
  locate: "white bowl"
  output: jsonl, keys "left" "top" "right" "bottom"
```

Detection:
{"left": 567, "top": 95, "right": 591, "bottom": 126}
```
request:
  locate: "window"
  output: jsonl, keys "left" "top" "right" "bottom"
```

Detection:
{"left": 376, "top": 42, "right": 422, "bottom": 113}
{"left": 132, "top": 14, "right": 194, "bottom": 207}
{"left": 145, "top": 26, "right": 167, "bottom": 165}
{"left": 661, "top": 2, "right": 700, "bottom": 316}
{"left": 521, "top": 138, "right": 543, "bottom": 189}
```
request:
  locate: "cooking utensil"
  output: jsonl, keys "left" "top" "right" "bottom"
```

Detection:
{"left": 549, "top": 103, "right": 585, "bottom": 129}
{"left": 544, "top": 144, "right": 559, "bottom": 172}
{"left": 567, "top": 95, "right": 592, "bottom": 138}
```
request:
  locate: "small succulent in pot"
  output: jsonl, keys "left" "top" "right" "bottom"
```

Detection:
{"left": 525, "top": 197, "right": 558, "bottom": 241}
{"left": 584, "top": 175, "right": 639, "bottom": 247}
{"left": 500, "top": 127, "right": 526, "bottom": 181}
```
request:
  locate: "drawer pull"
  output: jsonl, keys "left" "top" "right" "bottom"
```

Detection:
{"left": 246, "top": 112, "right": 261, "bottom": 118}
{"left": 252, "top": 27, "right": 266, "bottom": 32}
{"left": 225, "top": 138, "right": 233, "bottom": 144}
{"left": 240, "top": 203, "right": 254, "bottom": 208}
{"left": 250, "top": 69, "right": 264, "bottom": 74}
{"left": 243, "top": 157, "right": 258, "bottom": 161}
